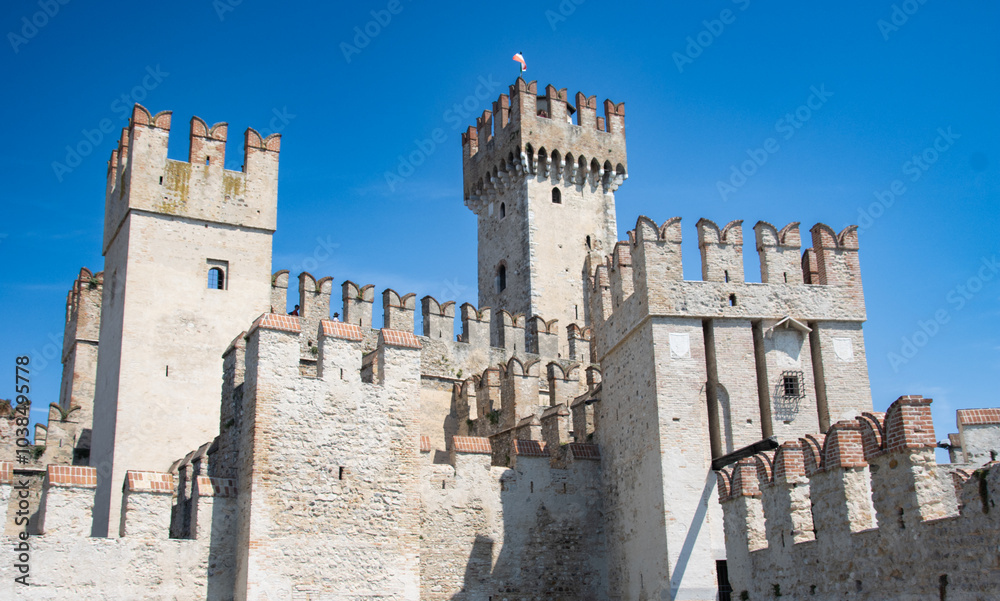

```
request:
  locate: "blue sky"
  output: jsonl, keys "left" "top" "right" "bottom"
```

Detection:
{"left": 1, "top": 1, "right": 997, "bottom": 452}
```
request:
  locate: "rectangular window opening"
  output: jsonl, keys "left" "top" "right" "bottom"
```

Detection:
{"left": 207, "top": 259, "right": 229, "bottom": 291}
{"left": 783, "top": 374, "right": 801, "bottom": 397}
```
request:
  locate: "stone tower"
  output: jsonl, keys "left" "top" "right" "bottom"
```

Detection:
{"left": 462, "top": 78, "right": 627, "bottom": 352}
{"left": 55, "top": 267, "right": 103, "bottom": 464}
{"left": 89, "top": 104, "right": 280, "bottom": 536}
{"left": 590, "top": 217, "right": 872, "bottom": 599}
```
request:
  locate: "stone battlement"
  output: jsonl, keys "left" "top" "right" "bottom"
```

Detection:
{"left": 455, "top": 358, "right": 600, "bottom": 461}
{"left": 0, "top": 461, "right": 237, "bottom": 598}
{"left": 590, "top": 215, "right": 871, "bottom": 447}
{"left": 209, "top": 312, "right": 424, "bottom": 596}
{"left": 39, "top": 267, "right": 105, "bottom": 466}
{"left": 103, "top": 104, "right": 280, "bottom": 253}
{"left": 461, "top": 78, "right": 627, "bottom": 207}
{"left": 0, "top": 463, "right": 183, "bottom": 539}
{"left": 954, "top": 408, "right": 1000, "bottom": 465}
{"left": 717, "top": 395, "right": 1000, "bottom": 600}
{"left": 442, "top": 435, "right": 599, "bottom": 466}
{"left": 62, "top": 267, "right": 102, "bottom": 363}
{"left": 270, "top": 270, "right": 593, "bottom": 375}
{"left": 591, "top": 216, "right": 864, "bottom": 356}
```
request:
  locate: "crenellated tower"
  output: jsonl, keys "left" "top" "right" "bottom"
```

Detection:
{"left": 462, "top": 79, "right": 627, "bottom": 355}
{"left": 589, "top": 215, "right": 872, "bottom": 600}
{"left": 90, "top": 104, "right": 280, "bottom": 537}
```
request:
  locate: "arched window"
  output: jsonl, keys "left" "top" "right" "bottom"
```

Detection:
{"left": 208, "top": 267, "right": 225, "bottom": 290}
{"left": 586, "top": 235, "right": 592, "bottom": 249}
{"left": 496, "top": 264, "right": 507, "bottom": 293}
{"left": 552, "top": 187, "right": 562, "bottom": 204}
{"left": 500, "top": 202, "right": 506, "bottom": 218}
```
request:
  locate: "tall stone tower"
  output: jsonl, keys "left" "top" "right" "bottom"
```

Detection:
{"left": 590, "top": 217, "right": 872, "bottom": 599}
{"left": 90, "top": 104, "right": 280, "bottom": 536}
{"left": 462, "top": 78, "right": 627, "bottom": 351}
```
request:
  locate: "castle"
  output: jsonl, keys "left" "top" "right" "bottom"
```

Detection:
{"left": 1, "top": 78, "right": 998, "bottom": 600}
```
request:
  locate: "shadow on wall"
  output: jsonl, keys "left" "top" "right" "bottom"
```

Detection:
{"left": 206, "top": 496, "right": 236, "bottom": 600}
{"left": 453, "top": 535, "right": 496, "bottom": 599}
{"left": 447, "top": 460, "right": 607, "bottom": 601}
{"left": 436, "top": 408, "right": 459, "bottom": 465}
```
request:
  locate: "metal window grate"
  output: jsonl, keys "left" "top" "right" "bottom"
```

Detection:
{"left": 780, "top": 371, "right": 804, "bottom": 399}
{"left": 783, "top": 374, "right": 800, "bottom": 397}
{"left": 774, "top": 370, "right": 805, "bottom": 421}
{"left": 717, "top": 560, "right": 733, "bottom": 601}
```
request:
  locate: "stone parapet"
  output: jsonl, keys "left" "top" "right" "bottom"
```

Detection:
{"left": 717, "top": 396, "right": 1000, "bottom": 600}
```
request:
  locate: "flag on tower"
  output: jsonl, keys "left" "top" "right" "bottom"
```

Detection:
{"left": 513, "top": 52, "right": 527, "bottom": 73}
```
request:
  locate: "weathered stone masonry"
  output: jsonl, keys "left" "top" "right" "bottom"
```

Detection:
{"left": 8, "top": 78, "right": 1000, "bottom": 600}
{"left": 718, "top": 396, "right": 1000, "bottom": 600}
{"left": 587, "top": 213, "right": 874, "bottom": 599}
{"left": 90, "top": 104, "right": 279, "bottom": 537}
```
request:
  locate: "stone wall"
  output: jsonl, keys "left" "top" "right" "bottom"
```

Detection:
{"left": 956, "top": 408, "right": 1000, "bottom": 464}
{"left": 266, "top": 271, "right": 593, "bottom": 460}
{"left": 718, "top": 396, "right": 1000, "bottom": 600}
{"left": 420, "top": 440, "right": 607, "bottom": 600}
{"left": 0, "top": 463, "right": 238, "bottom": 600}
{"left": 233, "top": 315, "right": 423, "bottom": 599}
{"left": 596, "top": 313, "right": 725, "bottom": 600}
{"left": 213, "top": 313, "right": 606, "bottom": 599}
